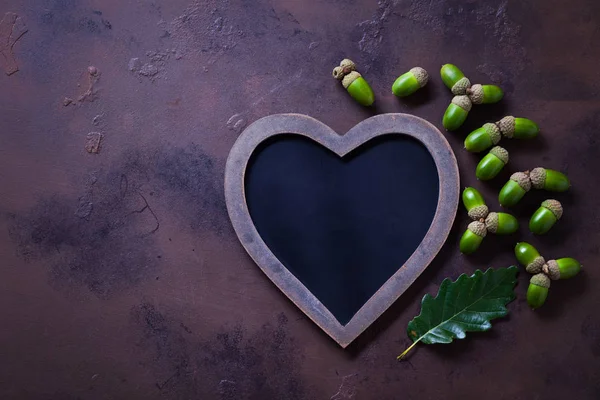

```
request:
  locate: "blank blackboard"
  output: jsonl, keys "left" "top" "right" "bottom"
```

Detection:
{"left": 245, "top": 134, "right": 439, "bottom": 325}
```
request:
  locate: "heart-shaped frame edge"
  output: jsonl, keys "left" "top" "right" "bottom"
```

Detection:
{"left": 224, "top": 113, "right": 459, "bottom": 347}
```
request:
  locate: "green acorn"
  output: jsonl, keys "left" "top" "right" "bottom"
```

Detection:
{"left": 529, "top": 167, "right": 570, "bottom": 192}
{"left": 544, "top": 258, "right": 582, "bottom": 280}
{"left": 496, "top": 116, "right": 540, "bottom": 139}
{"left": 392, "top": 67, "right": 429, "bottom": 97}
{"left": 498, "top": 172, "right": 531, "bottom": 207}
{"left": 484, "top": 212, "right": 518, "bottom": 235}
{"left": 443, "top": 95, "right": 471, "bottom": 131}
{"left": 459, "top": 221, "right": 487, "bottom": 254}
{"left": 514, "top": 242, "right": 546, "bottom": 274}
{"left": 462, "top": 187, "right": 489, "bottom": 220}
{"left": 467, "top": 84, "right": 504, "bottom": 104}
{"left": 332, "top": 59, "right": 374, "bottom": 106}
{"left": 529, "top": 199, "right": 563, "bottom": 235}
{"left": 341, "top": 72, "right": 374, "bottom": 106}
{"left": 440, "top": 64, "right": 471, "bottom": 94}
{"left": 476, "top": 146, "right": 508, "bottom": 181}
{"left": 527, "top": 273, "right": 550, "bottom": 309}
{"left": 464, "top": 123, "right": 501, "bottom": 153}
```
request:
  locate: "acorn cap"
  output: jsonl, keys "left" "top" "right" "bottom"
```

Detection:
{"left": 452, "top": 95, "right": 472, "bottom": 112}
{"left": 529, "top": 167, "right": 547, "bottom": 189}
{"left": 490, "top": 146, "right": 509, "bottom": 164}
{"left": 543, "top": 260, "right": 561, "bottom": 280}
{"left": 497, "top": 116, "right": 516, "bottom": 138}
{"left": 542, "top": 199, "right": 563, "bottom": 219}
{"left": 510, "top": 172, "right": 532, "bottom": 192}
{"left": 409, "top": 67, "right": 429, "bottom": 87}
{"left": 451, "top": 77, "right": 471, "bottom": 95}
{"left": 468, "top": 84, "right": 484, "bottom": 104}
{"left": 340, "top": 59, "right": 356, "bottom": 74}
{"left": 332, "top": 66, "right": 345, "bottom": 80}
{"left": 530, "top": 273, "right": 551, "bottom": 288}
{"left": 468, "top": 221, "right": 487, "bottom": 238}
{"left": 342, "top": 71, "right": 361, "bottom": 89}
{"left": 484, "top": 123, "right": 501, "bottom": 145}
{"left": 484, "top": 212, "right": 499, "bottom": 233}
{"left": 468, "top": 205, "right": 489, "bottom": 221}
{"left": 526, "top": 256, "right": 546, "bottom": 274}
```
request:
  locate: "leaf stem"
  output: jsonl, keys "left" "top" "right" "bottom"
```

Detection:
{"left": 397, "top": 339, "right": 421, "bottom": 361}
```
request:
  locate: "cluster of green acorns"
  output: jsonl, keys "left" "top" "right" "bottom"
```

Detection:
{"left": 460, "top": 187, "right": 518, "bottom": 254}
{"left": 466, "top": 166, "right": 569, "bottom": 235}
{"left": 515, "top": 242, "right": 581, "bottom": 308}
{"left": 440, "top": 64, "right": 503, "bottom": 131}
{"left": 499, "top": 168, "right": 569, "bottom": 236}
{"left": 460, "top": 177, "right": 575, "bottom": 310}
{"left": 460, "top": 167, "right": 570, "bottom": 254}
{"left": 447, "top": 64, "right": 571, "bottom": 237}
{"left": 332, "top": 59, "right": 429, "bottom": 106}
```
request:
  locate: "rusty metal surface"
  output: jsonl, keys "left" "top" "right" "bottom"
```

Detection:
{"left": 0, "top": 0, "right": 599, "bottom": 398}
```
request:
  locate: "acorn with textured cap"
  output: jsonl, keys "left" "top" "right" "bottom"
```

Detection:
{"left": 496, "top": 116, "right": 540, "bottom": 139}
{"left": 464, "top": 123, "right": 501, "bottom": 153}
{"left": 545, "top": 258, "right": 582, "bottom": 280}
{"left": 527, "top": 273, "right": 550, "bottom": 309}
{"left": 465, "top": 117, "right": 539, "bottom": 153}
{"left": 530, "top": 199, "right": 563, "bottom": 235}
{"left": 467, "top": 84, "right": 504, "bottom": 104}
{"left": 462, "top": 187, "right": 489, "bottom": 220}
{"left": 332, "top": 59, "right": 374, "bottom": 106}
{"left": 443, "top": 95, "right": 471, "bottom": 131}
{"left": 459, "top": 220, "right": 487, "bottom": 254}
{"left": 476, "top": 146, "right": 509, "bottom": 180}
{"left": 514, "top": 242, "right": 546, "bottom": 274}
{"left": 392, "top": 67, "right": 429, "bottom": 97}
{"left": 484, "top": 212, "right": 518, "bottom": 235}
{"left": 498, "top": 172, "right": 532, "bottom": 207}
{"left": 529, "top": 167, "right": 570, "bottom": 192}
{"left": 440, "top": 64, "right": 471, "bottom": 94}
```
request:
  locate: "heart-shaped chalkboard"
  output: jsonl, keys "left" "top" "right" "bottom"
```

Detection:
{"left": 225, "top": 114, "right": 459, "bottom": 347}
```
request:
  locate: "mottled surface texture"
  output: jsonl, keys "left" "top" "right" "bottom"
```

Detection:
{"left": 0, "top": 0, "right": 599, "bottom": 399}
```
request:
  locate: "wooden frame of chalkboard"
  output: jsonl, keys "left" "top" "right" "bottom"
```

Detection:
{"left": 224, "top": 113, "right": 459, "bottom": 347}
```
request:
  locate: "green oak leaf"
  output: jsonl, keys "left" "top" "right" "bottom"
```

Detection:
{"left": 398, "top": 266, "right": 518, "bottom": 360}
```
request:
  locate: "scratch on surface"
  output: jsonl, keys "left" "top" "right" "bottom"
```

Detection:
{"left": 226, "top": 69, "right": 303, "bottom": 133}
{"left": 156, "top": 369, "right": 180, "bottom": 391}
{"left": 120, "top": 174, "right": 129, "bottom": 199}
{"left": 0, "top": 12, "right": 28, "bottom": 75}
{"left": 128, "top": 192, "right": 160, "bottom": 236}
{"left": 330, "top": 373, "right": 358, "bottom": 400}
{"left": 64, "top": 66, "right": 101, "bottom": 106}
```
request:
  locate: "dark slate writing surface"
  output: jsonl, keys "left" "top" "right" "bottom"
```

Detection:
{"left": 245, "top": 134, "right": 439, "bottom": 324}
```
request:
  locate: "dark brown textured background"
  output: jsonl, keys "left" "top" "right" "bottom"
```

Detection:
{"left": 1, "top": 0, "right": 599, "bottom": 399}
